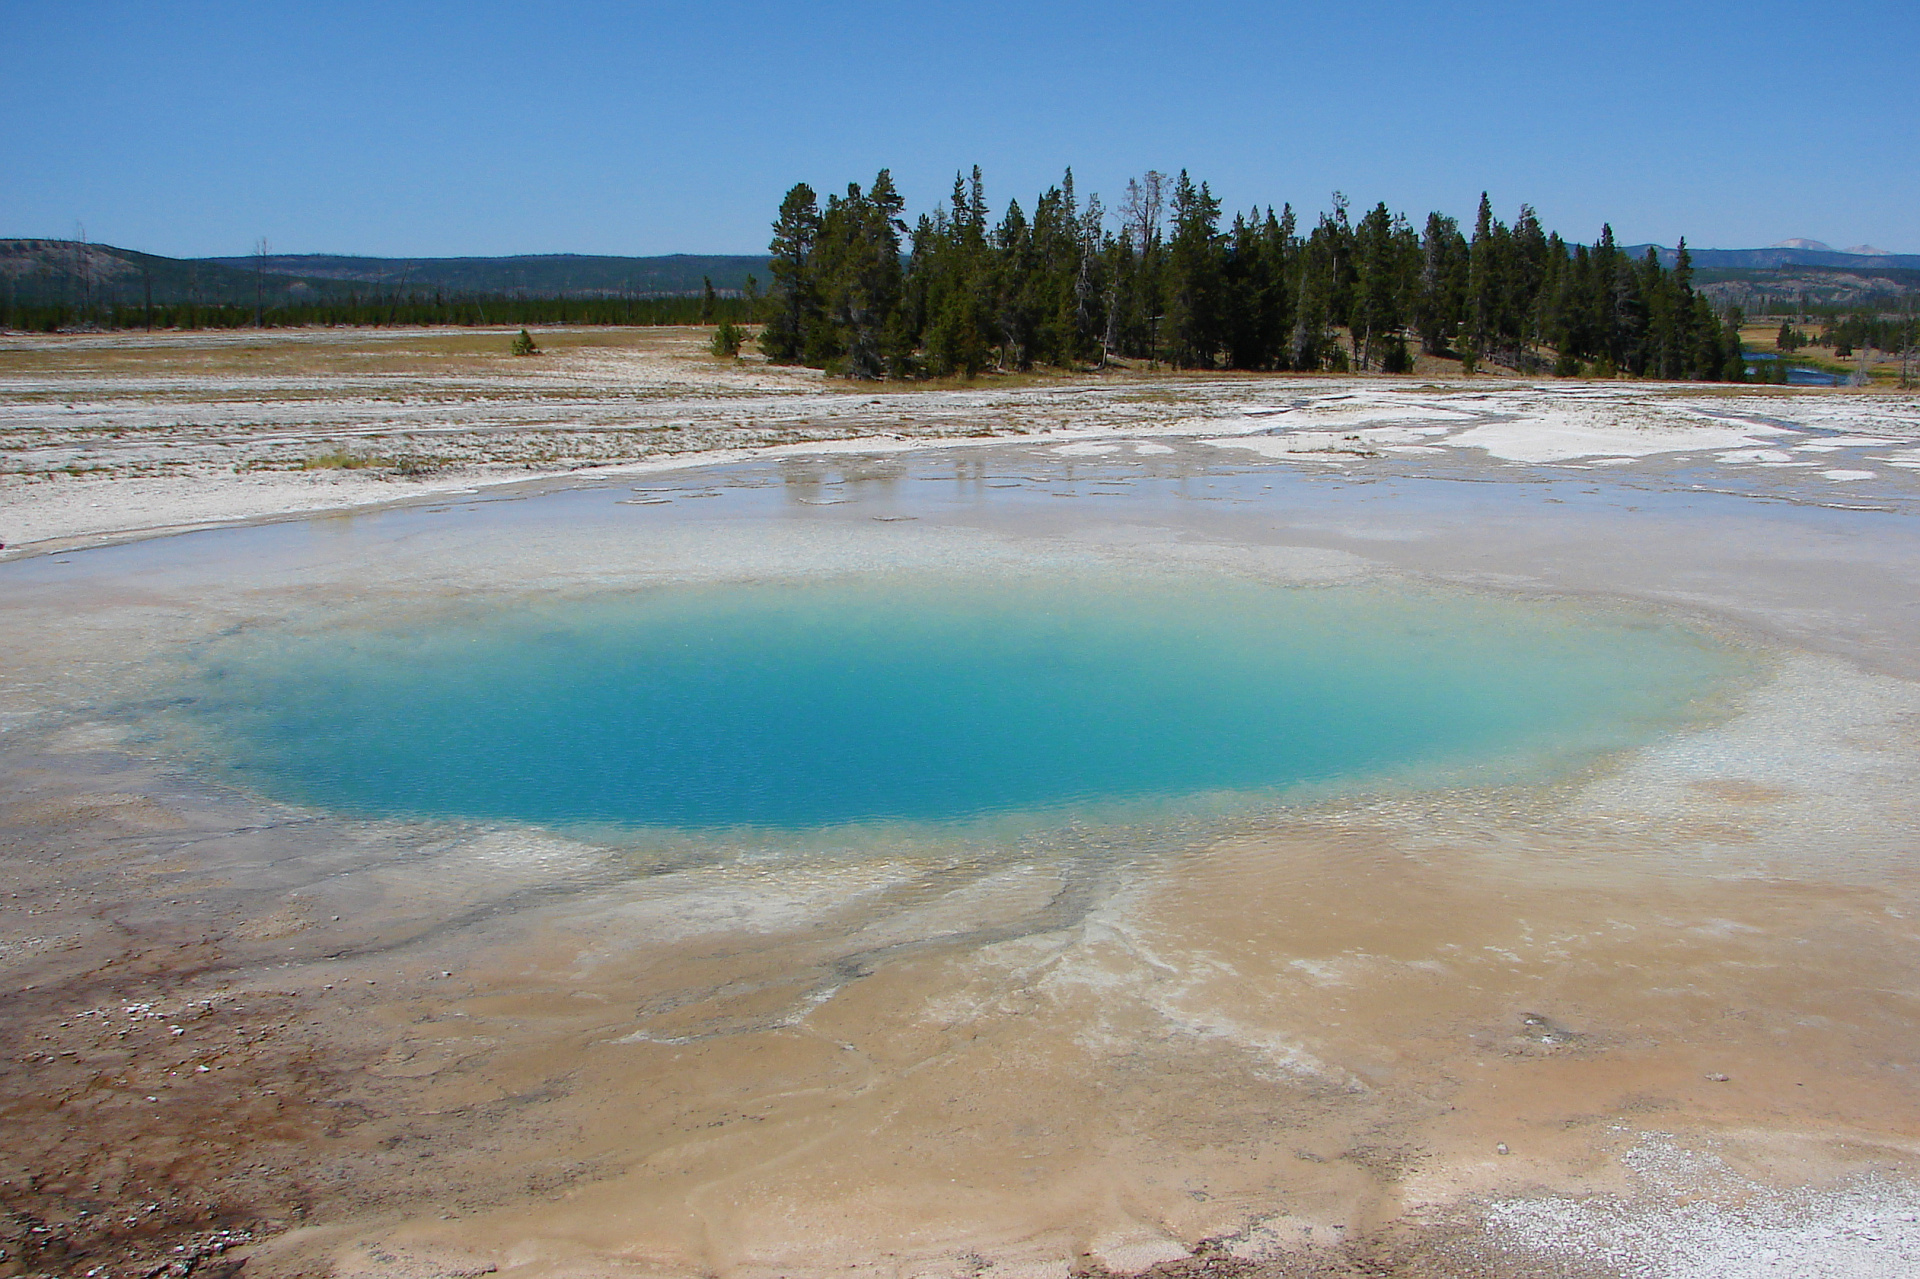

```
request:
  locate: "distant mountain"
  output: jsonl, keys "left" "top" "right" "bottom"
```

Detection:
{"left": 1628, "top": 243, "right": 1920, "bottom": 271}
{"left": 1, "top": 240, "right": 772, "bottom": 307}
{"left": 0, "top": 239, "right": 324, "bottom": 307}
{"left": 196, "top": 252, "right": 772, "bottom": 297}
{"left": 8, "top": 236, "right": 1914, "bottom": 324}
{"left": 1766, "top": 238, "right": 1896, "bottom": 257}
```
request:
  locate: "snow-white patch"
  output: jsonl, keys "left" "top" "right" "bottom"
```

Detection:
{"left": 1202, "top": 435, "right": 1361, "bottom": 461}
{"left": 1204, "top": 424, "right": 1438, "bottom": 461}
{"left": 1485, "top": 1133, "right": 1920, "bottom": 1278}
{"left": 1051, "top": 442, "right": 1121, "bottom": 456}
{"left": 1821, "top": 469, "right": 1876, "bottom": 481}
{"left": 1286, "top": 958, "right": 1350, "bottom": 986}
{"left": 1443, "top": 413, "right": 1791, "bottom": 463}
{"left": 1718, "top": 449, "right": 1806, "bottom": 465}
{"left": 1793, "top": 436, "right": 1906, "bottom": 451}
{"left": 1085, "top": 1232, "right": 1191, "bottom": 1273}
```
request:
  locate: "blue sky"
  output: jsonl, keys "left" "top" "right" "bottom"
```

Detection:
{"left": 4, "top": 0, "right": 1915, "bottom": 258}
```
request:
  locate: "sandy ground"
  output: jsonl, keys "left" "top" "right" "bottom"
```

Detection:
{"left": 6, "top": 329, "right": 1920, "bottom": 1279}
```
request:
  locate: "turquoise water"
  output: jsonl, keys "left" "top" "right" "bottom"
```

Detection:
{"left": 177, "top": 573, "right": 1743, "bottom": 832}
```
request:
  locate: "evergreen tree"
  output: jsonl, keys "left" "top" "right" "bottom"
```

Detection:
{"left": 992, "top": 196, "right": 1038, "bottom": 369}
{"left": 1164, "top": 172, "right": 1224, "bottom": 368}
{"left": 810, "top": 170, "right": 909, "bottom": 377}
{"left": 1222, "top": 210, "right": 1280, "bottom": 370}
{"left": 1508, "top": 204, "right": 1549, "bottom": 362}
{"left": 1465, "top": 193, "right": 1500, "bottom": 366}
{"left": 1293, "top": 204, "right": 1353, "bottom": 370}
{"left": 1351, "top": 203, "right": 1418, "bottom": 369}
{"left": 1416, "top": 212, "right": 1467, "bottom": 355}
{"left": 760, "top": 183, "right": 822, "bottom": 363}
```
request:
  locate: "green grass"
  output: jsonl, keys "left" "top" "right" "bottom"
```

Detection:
{"left": 297, "top": 449, "right": 441, "bottom": 476}
{"left": 299, "top": 448, "right": 387, "bottom": 470}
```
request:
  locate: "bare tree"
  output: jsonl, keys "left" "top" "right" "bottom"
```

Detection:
{"left": 1902, "top": 295, "right": 1916, "bottom": 390}
{"left": 73, "top": 222, "right": 92, "bottom": 321}
{"left": 1118, "top": 171, "right": 1166, "bottom": 256}
{"left": 1075, "top": 192, "right": 1105, "bottom": 366}
{"left": 253, "top": 237, "right": 270, "bottom": 327}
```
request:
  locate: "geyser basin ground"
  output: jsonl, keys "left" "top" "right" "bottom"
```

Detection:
{"left": 175, "top": 574, "right": 1741, "bottom": 834}
{"left": 8, "top": 429, "right": 1920, "bottom": 1279}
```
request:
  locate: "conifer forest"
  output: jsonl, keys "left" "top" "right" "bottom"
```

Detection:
{"left": 758, "top": 167, "right": 1748, "bottom": 382}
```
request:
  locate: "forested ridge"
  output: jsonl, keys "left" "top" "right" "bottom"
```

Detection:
{"left": 0, "top": 239, "right": 768, "bottom": 332}
{"left": 759, "top": 167, "right": 1747, "bottom": 382}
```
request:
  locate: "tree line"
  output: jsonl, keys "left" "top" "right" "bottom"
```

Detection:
{"left": 758, "top": 167, "right": 1747, "bottom": 381}
{"left": 0, "top": 290, "right": 756, "bottom": 334}
{"left": 1820, "top": 309, "right": 1919, "bottom": 358}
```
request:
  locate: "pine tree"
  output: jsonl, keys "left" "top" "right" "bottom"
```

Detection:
{"left": 811, "top": 170, "right": 909, "bottom": 377}
{"left": 1416, "top": 213, "right": 1467, "bottom": 355}
{"left": 1466, "top": 193, "right": 1499, "bottom": 367}
{"left": 760, "top": 183, "right": 822, "bottom": 363}
{"left": 1351, "top": 202, "right": 1416, "bottom": 369}
{"left": 1222, "top": 210, "right": 1271, "bottom": 369}
{"left": 1509, "top": 205, "right": 1549, "bottom": 364}
{"left": 1164, "top": 172, "right": 1224, "bottom": 368}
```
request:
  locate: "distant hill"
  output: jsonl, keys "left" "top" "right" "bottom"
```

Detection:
{"left": 1691, "top": 265, "right": 1920, "bottom": 312}
{"left": 7, "top": 236, "right": 1914, "bottom": 327}
{"left": 1766, "top": 238, "right": 1897, "bottom": 257}
{"left": 1629, "top": 243, "right": 1920, "bottom": 271}
{"left": 1, "top": 240, "right": 772, "bottom": 307}
{"left": 0, "top": 238, "right": 321, "bottom": 307}
{"left": 196, "top": 252, "right": 772, "bottom": 297}
{"left": 1597, "top": 242, "right": 1920, "bottom": 310}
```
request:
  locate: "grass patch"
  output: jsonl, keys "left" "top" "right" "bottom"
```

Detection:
{"left": 299, "top": 448, "right": 385, "bottom": 470}
{"left": 297, "top": 449, "right": 442, "bottom": 476}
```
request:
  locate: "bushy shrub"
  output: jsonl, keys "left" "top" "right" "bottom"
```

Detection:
{"left": 511, "top": 328, "right": 539, "bottom": 356}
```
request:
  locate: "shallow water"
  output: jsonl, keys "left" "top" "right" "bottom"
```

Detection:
{"left": 173, "top": 572, "right": 1743, "bottom": 835}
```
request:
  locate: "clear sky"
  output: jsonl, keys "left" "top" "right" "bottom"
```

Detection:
{"left": 4, "top": 0, "right": 1915, "bottom": 259}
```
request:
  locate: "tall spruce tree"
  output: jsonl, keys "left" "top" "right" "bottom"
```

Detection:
{"left": 1164, "top": 172, "right": 1224, "bottom": 369}
{"left": 1465, "top": 193, "right": 1499, "bottom": 366}
{"left": 760, "top": 183, "right": 822, "bottom": 363}
{"left": 1351, "top": 202, "right": 1418, "bottom": 370}
{"left": 811, "top": 170, "right": 908, "bottom": 377}
{"left": 1416, "top": 212, "right": 1467, "bottom": 355}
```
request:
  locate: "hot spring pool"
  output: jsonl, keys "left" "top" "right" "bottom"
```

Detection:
{"left": 174, "top": 572, "right": 1747, "bottom": 833}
